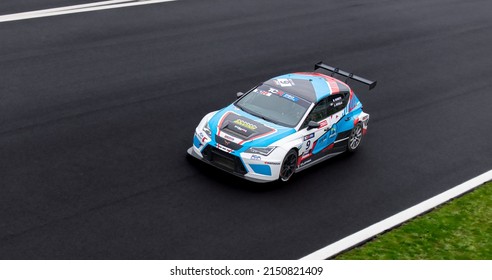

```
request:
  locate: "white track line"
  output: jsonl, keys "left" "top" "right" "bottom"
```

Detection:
{"left": 1, "top": 0, "right": 135, "bottom": 17}
{"left": 0, "top": 0, "right": 177, "bottom": 23}
{"left": 301, "top": 169, "right": 492, "bottom": 260}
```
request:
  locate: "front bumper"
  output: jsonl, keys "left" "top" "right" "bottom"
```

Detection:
{"left": 187, "top": 144, "right": 281, "bottom": 183}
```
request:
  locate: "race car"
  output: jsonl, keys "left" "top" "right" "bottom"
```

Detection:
{"left": 187, "top": 62, "right": 377, "bottom": 183}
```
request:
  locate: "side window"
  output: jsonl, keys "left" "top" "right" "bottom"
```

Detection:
{"left": 327, "top": 92, "right": 349, "bottom": 115}
{"left": 310, "top": 98, "right": 330, "bottom": 122}
{"left": 301, "top": 98, "right": 329, "bottom": 128}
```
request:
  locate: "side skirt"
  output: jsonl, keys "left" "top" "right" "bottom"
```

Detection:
{"left": 295, "top": 150, "right": 345, "bottom": 173}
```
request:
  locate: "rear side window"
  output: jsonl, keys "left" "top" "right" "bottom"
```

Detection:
{"left": 327, "top": 92, "right": 349, "bottom": 115}
{"left": 301, "top": 92, "right": 350, "bottom": 128}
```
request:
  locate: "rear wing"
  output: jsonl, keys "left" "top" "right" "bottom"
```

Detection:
{"left": 314, "top": 61, "right": 377, "bottom": 90}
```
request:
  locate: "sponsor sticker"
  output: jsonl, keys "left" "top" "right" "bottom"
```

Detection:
{"left": 198, "top": 132, "right": 208, "bottom": 142}
{"left": 329, "top": 126, "right": 337, "bottom": 138}
{"left": 224, "top": 134, "right": 235, "bottom": 141}
{"left": 268, "top": 87, "right": 299, "bottom": 103}
{"left": 299, "top": 159, "right": 312, "bottom": 167}
{"left": 268, "top": 87, "right": 283, "bottom": 95}
{"left": 216, "top": 143, "right": 233, "bottom": 153}
{"left": 319, "top": 120, "right": 328, "bottom": 128}
{"left": 233, "top": 119, "right": 257, "bottom": 130}
{"left": 282, "top": 93, "right": 299, "bottom": 102}
{"left": 303, "top": 133, "right": 315, "bottom": 141}
{"left": 251, "top": 155, "right": 262, "bottom": 161}
{"left": 264, "top": 161, "right": 280, "bottom": 165}
{"left": 234, "top": 125, "right": 247, "bottom": 133}
{"left": 274, "top": 78, "right": 295, "bottom": 87}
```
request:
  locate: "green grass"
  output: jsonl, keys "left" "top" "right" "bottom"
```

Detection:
{"left": 336, "top": 181, "right": 492, "bottom": 259}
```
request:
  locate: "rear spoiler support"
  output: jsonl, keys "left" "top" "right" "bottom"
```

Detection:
{"left": 314, "top": 61, "right": 377, "bottom": 90}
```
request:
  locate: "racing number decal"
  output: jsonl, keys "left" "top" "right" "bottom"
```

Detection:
{"left": 302, "top": 133, "right": 315, "bottom": 154}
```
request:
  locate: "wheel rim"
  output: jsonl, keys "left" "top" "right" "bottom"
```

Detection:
{"left": 280, "top": 153, "right": 297, "bottom": 181}
{"left": 349, "top": 126, "right": 362, "bottom": 150}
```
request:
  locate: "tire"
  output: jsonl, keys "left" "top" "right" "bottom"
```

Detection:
{"left": 347, "top": 123, "right": 363, "bottom": 153}
{"left": 279, "top": 149, "right": 297, "bottom": 182}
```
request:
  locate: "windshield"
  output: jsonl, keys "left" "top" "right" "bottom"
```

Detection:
{"left": 235, "top": 85, "right": 311, "bottom": 127}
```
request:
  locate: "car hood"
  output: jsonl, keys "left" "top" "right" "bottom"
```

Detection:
{"left": 207, "top": 104, "right": 296, "bottom": 152}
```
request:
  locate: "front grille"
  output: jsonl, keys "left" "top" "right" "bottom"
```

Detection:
{"left": 202, "top": 146, "right": 247, "bottom": 175}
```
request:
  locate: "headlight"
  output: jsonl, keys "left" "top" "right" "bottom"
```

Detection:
{"left": 245, "top": 147, "right": 276, "bottom": 156}
{"left": 202, "top": 122, "right": 212, "bottom": 137}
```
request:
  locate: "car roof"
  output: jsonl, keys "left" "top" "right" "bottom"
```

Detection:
{"left": 263, "top": 72, "right": 351, "bottom": 103}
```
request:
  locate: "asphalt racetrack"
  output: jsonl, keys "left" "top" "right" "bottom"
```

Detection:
{"left": 1, "top": 0, "right": 491, "bottom": 259}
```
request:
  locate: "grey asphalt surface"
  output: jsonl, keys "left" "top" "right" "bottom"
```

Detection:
{"left": 0, "top": 0, "right": 491, "bottom": 259}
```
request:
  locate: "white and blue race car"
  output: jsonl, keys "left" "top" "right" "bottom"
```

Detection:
{"left": 187, "top": 62, "right": 377, "bottom": 182}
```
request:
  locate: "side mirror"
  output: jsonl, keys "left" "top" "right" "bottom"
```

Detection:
{"left": 236, "top": 92, "right": 244, "bottom": 99}
{"left": 307, "top": 121, "right": 320, "bottom": 130}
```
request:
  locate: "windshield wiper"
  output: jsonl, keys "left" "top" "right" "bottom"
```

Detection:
{"left": 235, "top": 103, "right": 245, "bottom": 111}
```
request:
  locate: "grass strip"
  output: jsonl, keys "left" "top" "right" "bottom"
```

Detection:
{"left": 336, "top": 181, "right": 492, "bottom": 259}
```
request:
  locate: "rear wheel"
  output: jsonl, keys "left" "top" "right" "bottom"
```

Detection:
{"left": 347, "top": 123, "right": 363, "bottom": 152}
{"left": 279, "top": 149, "right": 297, "bottom": 182}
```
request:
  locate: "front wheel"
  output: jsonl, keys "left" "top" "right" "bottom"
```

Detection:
{"left": 279, "top": 149, "right": 297, "bottom": 182}
{"left": 347, "top": 123, "right": 363, "bottom": 153}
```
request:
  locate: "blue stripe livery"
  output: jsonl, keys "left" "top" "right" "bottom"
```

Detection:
{"left": 249, "top": 164, "right": 272, "bottom": 176}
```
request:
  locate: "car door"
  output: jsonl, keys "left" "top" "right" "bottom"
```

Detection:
{"left": 297, "top": 93, "right": 351, "bottom": 167}
{"left": 297, "top": 98, "right": 337, "bottom": 167}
